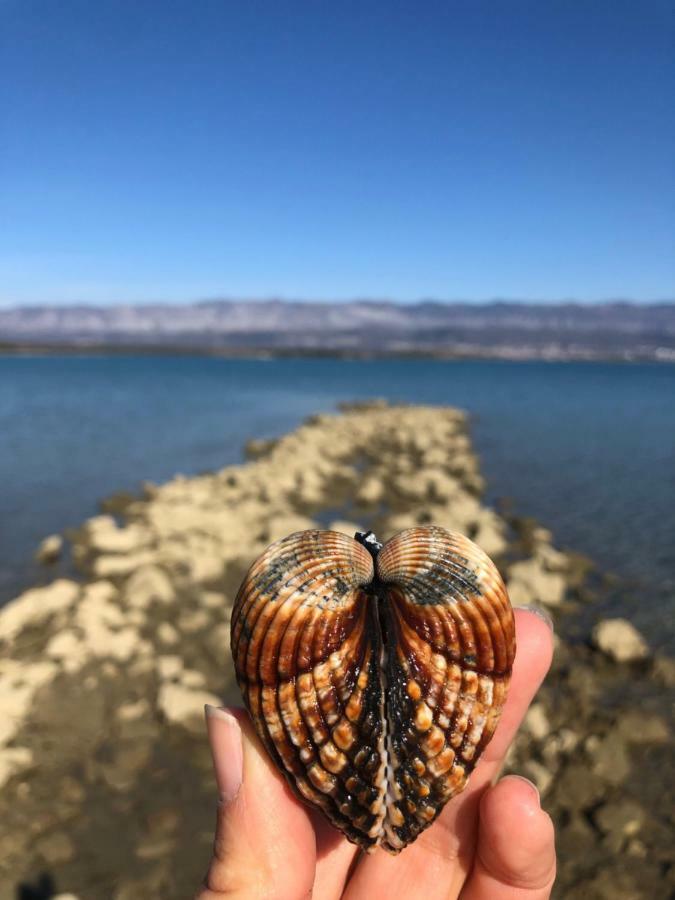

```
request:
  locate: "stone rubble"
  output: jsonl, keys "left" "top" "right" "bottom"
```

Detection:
{"left": 0, "top": 402, "right": 671, "bottom": 900}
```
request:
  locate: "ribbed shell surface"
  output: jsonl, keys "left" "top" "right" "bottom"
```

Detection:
{"left": 230, "top": 525, "right": 515, "bottom": 853}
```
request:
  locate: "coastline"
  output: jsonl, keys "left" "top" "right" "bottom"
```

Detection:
{"left": 0, "top": 402, "right": 672, "bottom": 899}
{"left": 1, "top": 340, "right": 674, "bottom": 363}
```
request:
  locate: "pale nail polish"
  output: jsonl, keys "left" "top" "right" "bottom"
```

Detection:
{"left": 205, "top": 704, "right": 243, "bottom": 804}
{"left": 510, "top": 774, "right": 541, "bottom": 804}
{"left": 514, "top": 604, "right": 554, "bottom": 632}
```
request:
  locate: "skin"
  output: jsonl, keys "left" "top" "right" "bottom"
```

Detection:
{"left": 196, "top": 609, "right": 556, "bottom": 900}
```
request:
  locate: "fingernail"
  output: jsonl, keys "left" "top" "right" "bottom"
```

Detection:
{"left": 510, "top": 774, "right": 541, "bottom": 805}
{"left": 514, "top": 604, "right": 554, "bottom": 632}
{"left": 205, "top": 705, "right": 243, "bottom": 804}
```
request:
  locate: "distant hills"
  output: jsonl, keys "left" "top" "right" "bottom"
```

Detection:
{"left": 1, "top": 299, "right": 674, "bottom": 361}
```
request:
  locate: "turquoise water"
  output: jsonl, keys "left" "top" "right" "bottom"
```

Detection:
{"left": 1, "top": 356, "right": 674, "bottom": 649}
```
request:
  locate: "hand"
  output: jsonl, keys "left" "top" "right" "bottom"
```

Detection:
{"left": 197, "top": 608, "right": 556, "bottom": 900}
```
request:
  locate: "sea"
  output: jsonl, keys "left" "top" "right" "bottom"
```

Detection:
{"left": 1, "top": 355, "right": 673, "bottom": 651}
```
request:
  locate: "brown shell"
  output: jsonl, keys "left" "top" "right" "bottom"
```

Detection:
{"left": 230, "top": 525, "right": 515, "bottom": 853}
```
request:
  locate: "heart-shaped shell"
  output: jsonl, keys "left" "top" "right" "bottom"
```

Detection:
{"left": 230, "top": 525, "right": 515, "bottom": 853}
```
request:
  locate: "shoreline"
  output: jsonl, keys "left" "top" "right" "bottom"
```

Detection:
{"left": 0, "top": 402, "right": 672, "bottom": 899}
{"left": 2, "top": 341, "right": 674, "bottom": 364}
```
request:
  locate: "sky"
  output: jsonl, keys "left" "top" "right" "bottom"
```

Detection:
{"left": 1, "top": 1, "right": 674, "bottom": 306}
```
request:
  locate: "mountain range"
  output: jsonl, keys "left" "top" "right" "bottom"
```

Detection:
{"left": 1, "top": 299, "right": 674, "bottom": 361}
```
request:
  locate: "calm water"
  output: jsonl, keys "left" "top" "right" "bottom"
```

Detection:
{"left": 1, "top": 356, "right": 674, "bottom": 650}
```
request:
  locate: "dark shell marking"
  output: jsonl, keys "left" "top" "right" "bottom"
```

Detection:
{"left": 230, "top": 525, "right": 515, "bottom": 853}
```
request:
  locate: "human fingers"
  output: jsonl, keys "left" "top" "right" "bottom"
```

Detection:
{"left": 196, "top": 706, "right": 316, "bottom": 900}
{"left": 343, "top": 608, "right": 553, "bottom": 900}
{"left": 459, "top": 775, "right": 556, "bottom": 899}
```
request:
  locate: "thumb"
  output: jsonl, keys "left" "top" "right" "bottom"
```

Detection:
{"left": 197, "top": 706, "right": 317, "bottom": 900}
{"left": 460, "top": 775, "right": 556, "bottom": 899}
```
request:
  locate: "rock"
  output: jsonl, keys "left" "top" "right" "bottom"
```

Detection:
{"left": 588, "top": 733, "right": 631, "bottom": 785}
{"left": 117, "top": 699, "right": 151, "bottom": 722}
{"left": 157, "top": 656, "right": 183, "bottom": 681}
{"left": 0, "top": 746, "right": 33, "bottom": 789}
{"left": 188, "top": 552, "right": 225, "bottom": 586}
{"left": 92, "top": 550, "right": 157, "bottom": 578}
{"left": 356, "top": 476, "right": 385, "bottom": 505}
{"left": 522, "top": 702, "right": 550, "bottom": 741}
{"left": 534, "top": 541, "right": 568, "bottom": 572}
{"left": 59, "top": 775, "right": 86, "bottom": 805}
{"left": 328, "top": 520, "right": 363, "bottom": 537}
{"left": 0, "top": 659, "right": 58, "bottom": 745}
{"left": 0, "top": 579, "right": 79, "bottom": 642}
{"left": 507, "top": 558, "right": 566, "bottom": 608}
{"left": 83, "top": 517, "right": 152, "bottom": 555}
{"left": 35, "top": 534, "right": 63, "bottom": 564}
{"left": 472, "top": 508, "right": 508, "bottom": 557}
{"left": 181, "top": 668, "right": 206, "bottom": 689}
{"left": 594, "top": 800, "right": 645, "bottom": 840}
{"left": 592, "top": 618, "right": 649, "bottom": 663}
{"left": 556, "top": 763, "right": 607, "bottom": 810}
{"left": 156, "top": 683, "right": 221, "bottom": 735}
{"left": 177, "top": 609, "right": 211, "bottom": 633}
{"left": 532, "top": 526, "right": 553, "bottom": 544}
{"left": 244, "top": 437, "right": 276, "bottom": 459}
{"left": 37, "top": 830, "right": 75, "bottom": 864}
{"left": 616, "top": 710, "right": 669, "bottom": 744}
{"left": 45, "top": 630, "right": 89, "bottom": 673}
{"left": 262, "top": 514, "right": 317, "bottom": 544}
{"left": 157, "top": 622, "right": 180, "bottom": 645}
{"left": 201, "top": 590, "right": 228, "bottom": 610}
{"left": 521, "top": 760, "right": 553, "bottom": 796}
{"left": 541, "top": 728, "right": 579, "bottom": 766}
{"left": 69, "top": 580, "right": 152, "bottom": 662}
{"left": 99, "top": 741, "right": 153, "bottom": 791}
{"left": 652, "top": 654, "right": 675, "bottom": 687}
{"left": 135, "top": 834, "right": 176, "bottom": 860}
{"left": 123, "top": 565, "right": 175, "bottom": 608}
{"left": 1, "top": 402, "right": 672, "bottom": 900}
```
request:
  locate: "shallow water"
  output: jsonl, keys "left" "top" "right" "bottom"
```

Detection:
{"left": 1, "top": 355, "right": 673, "bottom": 649}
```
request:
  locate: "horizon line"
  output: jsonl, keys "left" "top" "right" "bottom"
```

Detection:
{"left": 2, "top": 296, "right": 675, "bottom": 311}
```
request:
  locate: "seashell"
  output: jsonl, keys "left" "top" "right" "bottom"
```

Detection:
{"left": 230, "top": 525, "right": 515, "bottom": 853}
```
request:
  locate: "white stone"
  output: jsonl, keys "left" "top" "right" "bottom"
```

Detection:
{"left": 0, "top": 580, "right": 80, "bottom": 642}
{"left": 157, "top": 622, "right": 179, "bottom": 645}
{"left": 507, "top": 558, "right": 566, "bottom": 608}
{"left": 123, "top": 565, "right": 175, "bottom": 608}
{"left": 92, "top": 551, "right": 156, "bottom": 578}
{"left": 356, "top": 477, "right": 384, "bottom": 505}
{"left": 45, "top": 630, "right": 89, "bottom": 673}
{"left": 523, "top": 702, "right": 550, "bottom": 741}
{"left": 0, "top": 746, "right": 33, "bottom": 789}
{"left": 0, "top": 659, "right": 57, "bottom": 745}
{"left": 35, "top": 534, "right": 63, "bottom": 564}
{"left": 177, "top": 609, "right": 211, "bottom": 633}
{"left": 264, "top": 514, "right": 317, "bottom": 544}
{"left": 116, "top": 699, "right": 151, "bottom": 722}
{"left": 328, "top": 521, "right": 363, "bottom": 538}
{"left": 521, "top": 760, "right": 553, "bottom": 797}
{"left": 85, "top": 519, "right": 152, "bottom": 555}
{"left": 201, "top": 591, "right": 227, "bottom": 610}
{"left": 592, "top": 618, "right": 649, "bottom": 663}
{"left": 189, "top": 552, "right": 225, "bottom": 585}
{"left": 157, "top": 655, "right": 183, "bottom": 680}
{"left": 181, "top": 668, "right": 207, "bottom": 689}
{"left": 156, "top": 683, "right": 221, "bottom": 735}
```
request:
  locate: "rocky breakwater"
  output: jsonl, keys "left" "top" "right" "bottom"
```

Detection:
{"left": 0, "top": 402, "right": 672, "bottom": 900}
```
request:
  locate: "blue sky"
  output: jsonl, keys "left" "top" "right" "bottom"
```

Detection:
{"left": 1, "top": 1, "right": 673, "bottom": 306}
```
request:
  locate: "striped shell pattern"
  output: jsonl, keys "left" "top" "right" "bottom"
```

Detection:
{"left": 230, "top": 525, "right": 515, "bottom": 853}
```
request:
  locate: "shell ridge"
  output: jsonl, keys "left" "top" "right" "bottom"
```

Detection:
{"left": 231, "top": 525, "right": 514, "bottom": 855}
{"left": 243, "top": 547, "right": 367, "bottom": 686}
